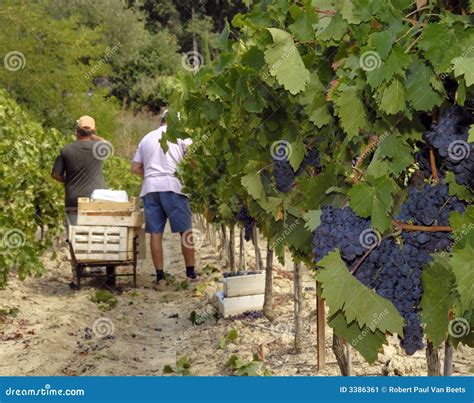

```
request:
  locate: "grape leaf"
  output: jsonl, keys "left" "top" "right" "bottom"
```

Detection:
{"left": 449, "top": 205, "right": 474, "bottom": 250}
{"left": 329, "top": 310, "right": 388, "bottom": 364}
{"left": 288, "top": 138, "right": 305, "bottom": 171}
{"left": 405, "top": 59, "right": 444, "bottom": 111}
{"left": 420, "top": 260, "right": 456, "bottom": 347}
{"left": 348, "top": 176, "right": 398, "bottom": 232}
{"left": 454, "top": 57, "right": 474, "bottom": 87}
{"left": 315, "top": 14, "right": 347, "bottom": 42}
{"left": 448, "top": 245, "right": 474, "bottom": 313}
{"left": 241, "top": 172, "right": 264, "bottom": 201}
{"left": 446, "top": 172, "right": 474, "bottom": 202}
{"left": 288, "top": 3, "right": 318, "bottom": 42}
{"left": 366, "top": 44, "right": 411, "bottom": 89}
{"left": 469, "top": 125, "right": 474, "bottom": 143}
{"left": 379, "top": 79, "right": 406, "bottom": 115}
{"left": 303, "top": 209, "right": 322, "bottom": 231}
{"left": 333, "top": 84, "right": 369, "bottom": 139}
{"left": 315, "top": 251, "right": 404, "bottom": 340}
{"left": 369, "top": 25, "right": 401, "bottom": 60}
{"left": 368, "top": 133, "right": 413, "bottom": 176}
{"left": 284, "top": 215, "right": 312, "bottom": 253}
{"left": 418, "top": 22, "right": 474, "bottom": 73}
{"left": 264, "top": 28, "right": 310, "bottom": 94}
{"left": 299, "top": 72, "right": 331, "bottom": 128}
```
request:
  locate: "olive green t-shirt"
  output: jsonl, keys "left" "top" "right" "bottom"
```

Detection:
{"left": 52, "top": 140, "right": 107, "bottom": 209}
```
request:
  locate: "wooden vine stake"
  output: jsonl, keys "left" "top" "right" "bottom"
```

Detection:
{"left": 239, "top": 228, "right": 246, "bottom": 271}
{"left": 252, "top": 225, "right": 263, "bottom": 271}
{"left": 443, "top": 339, "right": 454, "bottom": 376}
{"left": 263, "top": 241, "right": 274, "bottom": 321}
{"left": 228, "top": 224, "right": 236, "bottom": 272}
{"left": 426, "top": 341, "right": 441, "bottom": 375}
{"left": 316, "top": 287, "right": 326, "bottom": 371}
{"left": 293, "top": 261, "right": 303, "bottom": 353}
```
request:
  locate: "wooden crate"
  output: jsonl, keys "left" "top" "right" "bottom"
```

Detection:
{"left": 223, "top": 272, "right": 265, "bottom": 297}
{"left": 215, "top": 291, "right": 264, "bottom": 318}
{"left": 77, "top": 197, "right": 144, "bottom": 227}
{"left": 70, "top": 225, "right": 146, "bottom": 262}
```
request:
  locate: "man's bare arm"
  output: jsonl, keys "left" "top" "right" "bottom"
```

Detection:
{"left": 91, "top": 134, "right": 105, "bottom": 141}
{"left": 131, "top": 161, "right": 144, "bottom": 178}
{"left": 51, "top": 172, "right": 65, "bottom": 183}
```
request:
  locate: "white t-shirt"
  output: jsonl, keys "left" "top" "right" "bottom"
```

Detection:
{"left": 133, "top": 125, "right": 192, "bottom": 197}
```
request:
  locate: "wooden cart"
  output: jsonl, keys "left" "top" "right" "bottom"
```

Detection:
{"left": 67, "top": 197, "right": 146, "bottom": 288}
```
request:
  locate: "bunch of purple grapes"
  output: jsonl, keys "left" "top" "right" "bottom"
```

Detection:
{"left": 272, "top": 143, "right": 295, "bottom": 193}
{"left": 312, "top": 206, "right": 373, "bottom": 266}
{"left": 423, "top": 106, "right": 473, "bottom": 187}
{"left": 296, "top": 148, "right": 321, "bottom": 175}
{"left": 398, "top": 182, "right": 464, "bottom": 254}
{"left": 236, "top": 206, "right": 255, "bottom": 242}
{"left": 231, "top": 310, "right": 263, "bottom": 320}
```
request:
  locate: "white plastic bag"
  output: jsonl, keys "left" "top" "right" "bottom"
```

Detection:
{"left": 90, "top": 189, "right": 129, "bottom": 202}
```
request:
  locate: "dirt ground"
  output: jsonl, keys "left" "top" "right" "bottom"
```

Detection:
{"left": 0, "top": 225, "right": 472, "bottom": 376}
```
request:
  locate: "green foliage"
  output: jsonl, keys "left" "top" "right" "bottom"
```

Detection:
{"left": 163, "top": 356, "right": 192, "bottom": 376}
{"left": 0, "top": 0, "right": 119, "bottom": 133}
{"left": 163, "top": 1, "right": 473, "bottom": 363}
{"left": 420, "top": 260, "right": 456, "bottom": 347}
{"left": 103, "top": 156, "right": 141, "bottom": 198}
{"left": 226, "top": 354, "right": 269, "bottom": 376}
{"left": 90, "top": 290, "right": 118, "bottom": 310}
{"left": 0, "top": 89, "right": 65, "bottom": 287}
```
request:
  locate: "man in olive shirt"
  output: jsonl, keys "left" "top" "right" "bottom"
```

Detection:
{"left": 51, "top": 115, "right": 107, "bottom": 227}
{"left": 52, "top": 116, "right": 114, "bottom": 287}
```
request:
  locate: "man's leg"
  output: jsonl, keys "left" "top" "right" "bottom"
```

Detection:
{"left": 150, "top": 233, "right": 164, "bottom": 270}
{"left": 142, "top": 193, "right": 167, "bottom": 282}
{"left": 180, "top": 231, "right": 195, "bottom": 267}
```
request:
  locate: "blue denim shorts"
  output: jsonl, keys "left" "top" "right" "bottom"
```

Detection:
{"left": 142, "top": 191, "right": 192, "bottom": 233}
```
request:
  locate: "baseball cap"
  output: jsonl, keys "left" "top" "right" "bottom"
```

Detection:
{"left": 77, "top": 115, "right": 96, "bottom": 130}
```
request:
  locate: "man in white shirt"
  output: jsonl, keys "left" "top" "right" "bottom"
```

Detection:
{"left": 131, "top": 111, "right": 197, "bottom": 282}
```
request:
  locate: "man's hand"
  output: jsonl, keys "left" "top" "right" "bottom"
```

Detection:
{"left": 131, "top": 161, "right": 144, "bottom": 178}
{"left": 51, "top": 172, "right": 65, "bottom": 183}
{"left": 91, "top": 134, "right": 105, "bottom": 141}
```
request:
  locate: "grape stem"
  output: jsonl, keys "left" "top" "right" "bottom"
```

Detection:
{"left": 393, "top": 221, "right": 452, "bottom": 232}
{"left": 429, "top": 147, "right": 439, "bottom": 183}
